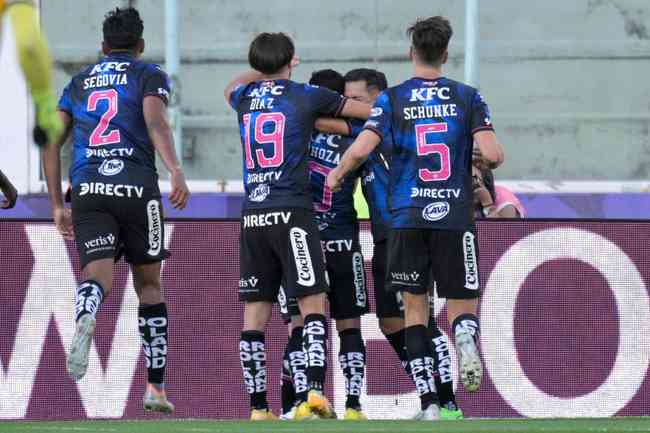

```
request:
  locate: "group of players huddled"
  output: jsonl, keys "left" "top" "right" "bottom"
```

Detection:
{"left": 1, "top": 3, "right": 522, "bottom": 422}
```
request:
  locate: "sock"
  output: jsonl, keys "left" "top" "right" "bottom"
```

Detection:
{"left": 281, "top": 337, "right": 296, "bottom": 414}
{"left": 138, "top": 303, "right": 169, "bottom": 385}
{"left": 385, "top": 330, "right": 411, "bottom": 377}
{"left": 338, "top": 328, "right": 365, "bottom": 409}
{"left": 288, "top": 326, "right": 308, "bottom": 403}
{"left": 452, "top": 313, "right": 480, "bottom": 344}
{"left": 74, "top": 280, "right": 104, "bottom": 321}
{"left": 428, "top": 319, "right": 457, "bottom": 410}
{"left": 240, "top": 330, "right": 268, "bottom": 410}
{"left": 303, "top": 314, "right": 327, "bottom": 392}
{"left": 405, "top": 325, "right": 438, "bottom": 411}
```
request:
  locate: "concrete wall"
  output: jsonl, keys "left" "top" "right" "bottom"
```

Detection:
{"left": 42, "top": 0, "right": 650, "bottom": 181}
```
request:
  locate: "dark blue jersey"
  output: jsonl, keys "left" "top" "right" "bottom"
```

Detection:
{"left": 360, "top": 136, "right": 392, "bottom": 243}
{"left": 309, "top": 120, "right": 361, "bottom": 240}
{"left": 58, "top": 53, "right": 170, "bottom": 194}
{"left": 364, "top": 77, "right": 494, "bottom": 231}
{"left": 229, "top": 80, "right": 346, "bottom": 210}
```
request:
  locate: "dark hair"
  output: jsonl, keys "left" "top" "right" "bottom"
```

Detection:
{"left": 309, "top": 69, "right": 344, "bottom": 94}
{"left": 103, "top": 7, "right": 144, "bottom": 50}
{"left": 343, "top": 68, "right": 388, "bottom": 91}
{"left": 248, "top": 33, "right": 295, "bottom": 75}
{"left": 481, "top": 168, "right": 496, "bottom": 202}
{"left": 406, "top": 16, "right": 453, "bottom": 66}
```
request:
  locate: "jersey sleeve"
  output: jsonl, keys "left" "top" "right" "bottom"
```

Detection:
{"left": 57, "top": 82, "right": 72, "bottom": 115}
{"left": 470, "top": 90, "right": 494, "bottom": 134}
{"left": 306, "top": 84, "right": 347, "bottom": 117}
{"left": 142, "top": 65, "right": 171, "bottom": 105}
{"left": 346, "top": 119, "right": 366, "bottom": 137}
{"left": 362, "top": 91, "right": 392, "bottom": 140}
{"left": 228, "top": 83, "right": 248, "bottom": 110}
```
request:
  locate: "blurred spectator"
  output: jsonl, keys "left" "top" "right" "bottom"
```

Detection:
{"left": 473, "top": 166, "right": 525, "bottom": 218}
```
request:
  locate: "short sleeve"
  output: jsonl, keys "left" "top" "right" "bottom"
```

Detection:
{"left": 470, "top": 90, "right": 494, "bottom": 134}
{"left": 58, "top": 82, "right": 73, "bottom": 115}
{"left": 228, "top": 84, "right": 247, "bottom": 110}
{"left": 305, "top": 84, "right": 347, "bottom": 117}
{"left": 362, "top": 91, "right": 392, "bottom": 140}
{"left": 143, "top": 65, "right": 171, "bottom": 105}
{"left": 346, "top": 119, "right": 366, "bottom": 137}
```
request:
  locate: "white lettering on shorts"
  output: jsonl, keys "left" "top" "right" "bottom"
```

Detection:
{"left": 290, "top": 227, "right": 316, "bottom": 287}
{"left": 146, "top": 200, "right": 162, "bottom": 256}
{"left": 463, "top": 232, "right": 479, "bottom": 290}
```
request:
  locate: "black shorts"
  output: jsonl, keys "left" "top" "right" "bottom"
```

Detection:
{"left": 387, "top": 229, "right": 480, "bottom": 299}
{"left": 322, "top": 236, "right": 369, "bottom": 320}
{"left": 372, "top": 240, "right": 403, "bottom": 318}
{"left": 239, "top": 208, "right": 328, "bottom": 303}
{"left": 71, "top": 187, "right": 169, "bottom": 269}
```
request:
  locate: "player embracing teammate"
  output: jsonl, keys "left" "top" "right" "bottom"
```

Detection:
{"left": 224, "top": 33, "right": 370, "bottom": 420}
{"left": 329, "top": 16, "right": 504, "bottom": 420}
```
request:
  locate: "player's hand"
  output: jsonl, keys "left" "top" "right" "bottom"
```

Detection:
{"left": 169, "top": 169, "right": 190, "bottom": 210}
{"left": 54, "top": 206, "right": 74, "bottom": 240}
{"left": 326, "top": 168, "right": 344, "bottom": 193}
{"left": 32, "top": 90, "right": 64, "bottom": 147}
{"left": 0, "top": 178, "right": 18, "bottom": 209}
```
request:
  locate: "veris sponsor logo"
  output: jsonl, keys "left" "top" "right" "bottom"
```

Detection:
{"left": 290, "top": 227, "right": 315, "bottom": 287}
{"left": 391, "top": 271, "right": 420, "bottom": 284}
{"left": 79, "top": 182, "right": 143, "bottom": 198}
{"left": 84, "top": 233, "right": 115, "bottom": 253}
{"left": 463, "top": 232, "right": 479, "bottom": 290}
{"left": 146, "top": 200, "right": 162, "bottom": 256}
{"left": 239, "top": 276, "right": 259, "bottom": 288}
{"left": 422, "top": 201, "right": 450, "bottom": 222}
{"left": 98, "top": 159, "right": 124, "bottom": 176}
{"left": 248, "top": 183, "right": 270, "bottom": 202}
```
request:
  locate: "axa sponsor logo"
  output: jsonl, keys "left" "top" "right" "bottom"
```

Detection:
{"left": 463, "top": 232, "right": 479, "bottom": 290}
{"left": 242, "top": 211, "right": 291, "bottom": 228}
{"left": 98, "top": 159, "right": 124, "bottom": 176}
{"left": 422, "top": 201, "right": 450, "bottom": 222}
{"left": 290, "top": 227, "right": 315, "bottom": 287}
{"left": 248, "top": 183, "right": 270, "bottom": 202}
{"left": 84, "top": 233, "right": 115, "bottom": 252}
{"left": 410, "top": 86, "right": 451, "bottom": 102}
{"left": 352, "top": 252, "right": 366, "bottom": 308}
{"left": 86, "top": 147, "right": 134, "bottom": 159}
{"left": 79, "top": 182, "right": 143, "bottom": 198}
{"left": 391, "top": 271, "right": 420, "bottom": 283}
{"left": 146, "top": 200, "right": 162, "bottom": 256}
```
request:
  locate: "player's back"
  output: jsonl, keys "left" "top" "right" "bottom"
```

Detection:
{"left": 371, "top": 76, "right": 493, "bottom": 231}
{"left": 59, "top": 53, "right": 170, "bottom": 193}
{"left": 230, "top": 79, "right": 345, "bottom": 211}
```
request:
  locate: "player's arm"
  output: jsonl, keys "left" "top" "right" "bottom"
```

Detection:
{"left": 315, "top": 118, "right": 351, "bottom": 135}
{"left": 8, "top": 2, "right": 63, "bottom": 144}
{"left": 143, "top": 96, "right": 189, "bottom": 210}
{"left": 327, "top": 130, "right": 381, "bottom": 192}
{"left": 491, "top": 204, "right": 520, "bottom": 218}
{"left": 0, "top": 169, "right": 18, "bottom": 209}
{"left": 339, "top": 99, "right": 371, "bottom": 120}
{"left": 223, "top": 70, "right": 264, "bottom": 106}
{"left": 42, "top": 111, "right": 73, "bottom": 238}
{"left": 474, "top": 130, "right": 504, "bottom": 169}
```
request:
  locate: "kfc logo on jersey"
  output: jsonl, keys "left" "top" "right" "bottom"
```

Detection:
{"left": 422, "top": 201, "right": 450, "bottom": 222}
{"left": 248, "top": 183, "right": 270, "bottom": 202}
{"left": 98, "top": 159, "right": 124, "bottom": 176}
{"left": 410, "top": 86, "right": 451, "bottom": 102}
{"left": 248, "top": 83, "right": 284, "bottom": 98}
{"left": 89, "top": 61, "right": 130, "bottom": 75}
{"left": 84, "top": 233, "right": 115, "bottom": 254}
{"left": 290, "top": 227, "right": 316, "bottom": 287}
{"left": 463, "top": 232, "right": 479, "bottom": 290}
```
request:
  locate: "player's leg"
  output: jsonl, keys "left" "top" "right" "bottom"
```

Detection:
{"left": 427, "top": 294, "right": 462, "bottom": 419}
{"left": 327, "top": 239, "right": 369, "bottom": 420}
{"left": 436, "top": 230, "right": 482, "bottom": 392}
{"left": 278, "top": 289, "right": 306, "bottom": 420}
{"left": 67, "top": 199, "right": 119, "bottom": 381}
{"left": 120, "top": 196, "right": 174, "bottom": 413}
{"left": 131, "top": 262, "right": 174, "bottom": 413}
{"left": 387, "top": 229, "right": 439, "bottom": 420}
{"left": 238, "top": 213, "right": 282, "bottom": 420}
{"left": 282, "top": 209, "right": 332, "bottom": 419}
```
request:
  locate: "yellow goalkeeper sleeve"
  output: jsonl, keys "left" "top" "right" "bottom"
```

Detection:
{"left": 6, "top": 2, "right": 62, "bottom": 144}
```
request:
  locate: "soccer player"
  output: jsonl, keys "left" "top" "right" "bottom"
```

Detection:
{"left": 328, "top": 16, "right": 504, "bottom": 420}
{"left": 224, "top": 33, "right": 370, "bottom": 420}
{"left": 42, "top": 7, "right": 189, "bottom": 414}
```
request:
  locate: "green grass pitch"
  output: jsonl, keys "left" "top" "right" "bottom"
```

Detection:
{"left": 3, "top": 418, "right": 650, "bottom": 433}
